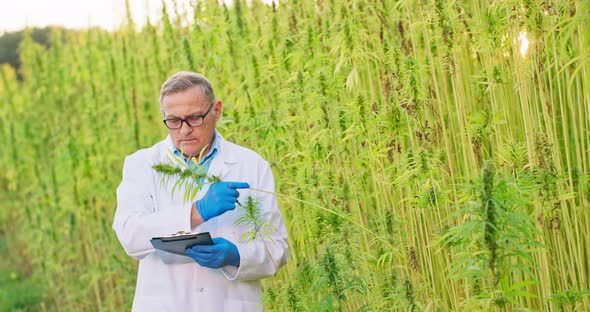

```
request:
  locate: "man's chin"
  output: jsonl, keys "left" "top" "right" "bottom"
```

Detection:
{"left": 180, "top": 147, "right": 209, "bottom": 158}
{"left": 177, "top": 142, "right": 199, "bottom": 156}
{"left": 181, "top": 149, "right": 200, "bottom": 157}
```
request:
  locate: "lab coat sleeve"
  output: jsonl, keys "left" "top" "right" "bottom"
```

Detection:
{"left": 220, "top": 160, "right": 289, "bottom": 281}
{"left": 112, "top": 153, "right": 193, "bottom": 260}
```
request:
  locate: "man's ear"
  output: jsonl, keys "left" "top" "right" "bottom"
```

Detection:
{"left": 214, "top": 100, "right": 223, "bottom": 121}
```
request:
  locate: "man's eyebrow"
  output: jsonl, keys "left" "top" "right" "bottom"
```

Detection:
{"left": 164, "top": 111, "right": 203, "bottom": 118}
{"left": 164, "top": 105, "right": 210, "bottom": 118}
{"left": 187, "top": 110, "right": 208, "bottom": 116}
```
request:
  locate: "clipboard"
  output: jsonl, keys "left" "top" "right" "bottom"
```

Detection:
{"left": 150, "top": 231, "right": 214, "bottom": 255}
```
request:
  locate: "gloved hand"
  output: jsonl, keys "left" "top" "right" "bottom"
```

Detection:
{"left": 186, "top": 237, "right": 240, "bottom": 268}
{"left": 196, "top": 181, "right": 250, "bottom": 221}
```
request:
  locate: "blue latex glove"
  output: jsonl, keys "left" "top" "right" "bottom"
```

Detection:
{"left": 186, "top": 237, "right": 240, "bottom": 268}
{"left": 196, "top": 181, "right": 250, "bottom": 221}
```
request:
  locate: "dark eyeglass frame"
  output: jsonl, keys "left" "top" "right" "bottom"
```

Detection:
{"left": 162, "top": 102, "right": 215, "bottom": 129}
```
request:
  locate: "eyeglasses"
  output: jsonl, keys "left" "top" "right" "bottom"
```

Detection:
{"left": 162, "top": 103, "right": 214, "bottom": 129}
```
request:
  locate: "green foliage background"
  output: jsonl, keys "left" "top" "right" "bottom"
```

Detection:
{"left": 0, "top": 0, "right": 589, "bottom": 310}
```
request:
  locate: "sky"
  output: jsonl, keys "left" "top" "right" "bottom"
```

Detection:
{"left": 0, "top": 0, "right": 271, "bottom": 33}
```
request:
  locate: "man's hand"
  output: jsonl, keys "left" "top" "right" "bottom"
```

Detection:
{"left": 186, "top": 237, "right": 240, "bottom": 268}
{"left": 196, "top": 181, "right": 250, "bottom": 221}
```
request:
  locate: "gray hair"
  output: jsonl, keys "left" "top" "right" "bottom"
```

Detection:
{"left": 159, "top": 71, "right": 216, "bottom": 105}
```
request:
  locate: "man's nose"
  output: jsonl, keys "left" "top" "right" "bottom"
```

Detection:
{"left": 180, "top": 120, "right": 193, "bottom": 134}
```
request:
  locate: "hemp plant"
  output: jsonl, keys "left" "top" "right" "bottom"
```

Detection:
{"left": 234, "top": 196, "right": 278, "bottom": 270}
{"left": 152, "top": 150, "right": 278, "bottom": 270}
{"left": 151, "top": 150, "right": 385, "bottom": 273}
{"left": 151, "top": 160, "right": 221, "bottom": 204}
{"left": 440, "top": 161, "right": 542, "bottom": 309}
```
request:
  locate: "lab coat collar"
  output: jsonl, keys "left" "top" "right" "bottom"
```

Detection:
{"left": 163, "top": 131, "right": 238, "bottom": 165}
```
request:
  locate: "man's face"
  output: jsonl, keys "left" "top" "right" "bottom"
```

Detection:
{"left": 161, "top": 86, "right": 222, "bottom": 157}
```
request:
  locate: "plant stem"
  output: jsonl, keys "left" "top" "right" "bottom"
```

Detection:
{"left": 248, "top": 187, "right": 393, "bottom": 249}
{"left": 260, "top": 234, "right": 278, "bottom": 272}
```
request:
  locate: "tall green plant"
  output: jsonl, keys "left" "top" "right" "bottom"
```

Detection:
{"left": 441, "top": 162, "right": 542, "bottom": 309}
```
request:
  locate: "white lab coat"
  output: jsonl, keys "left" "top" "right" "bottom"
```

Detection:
{"left": 113, "top": 134, "right": 289, "bottom": 312}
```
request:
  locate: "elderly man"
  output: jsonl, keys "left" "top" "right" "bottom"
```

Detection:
{"left": 113, "top": 71, "right": 289, "bottom": 311}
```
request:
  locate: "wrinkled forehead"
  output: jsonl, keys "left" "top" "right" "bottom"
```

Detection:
{"left": 161, "top": 86, "right": 208, "bottom": 104}
{"left": 160, "top": 87, "right": 211, "bottom": 115}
